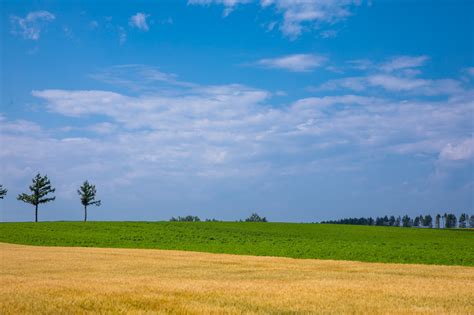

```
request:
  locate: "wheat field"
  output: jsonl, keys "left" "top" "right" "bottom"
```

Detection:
{"left": 1, "top": 242, "right": 473, "bottom": 314}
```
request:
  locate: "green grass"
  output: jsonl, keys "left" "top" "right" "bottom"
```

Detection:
{"left": 0, "top": 222, "right": 472, "bottom": 266}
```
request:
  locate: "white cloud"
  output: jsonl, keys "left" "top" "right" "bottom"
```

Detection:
{"left": 380, "top": 55, "right": 429, "bottom": 73}
{"left": 90, "top": 64, "right": 195, "bottom": 90}
{"left": 2, "top": 64, "right": 472, "bottom": 211}
{"left": 320, "top": 30, "right": 338, "bottom": 38}
{"left": 87, "top": 122, "right": 118, "bottom": 135}
{"left": 2, "top": 83, "right": 276, "bottom": 190}
{"left": 465, "top": 67, "right": 474, "bottom": 77}
{"left": 367, "top": 74, "right": 428, "bottom": 91}
{"left": 10, "top": 10, "right": 55, "bottom": 40}
{"left": 31, "top": 84, "right": 271, "bottom": 130}
{"left": 0, "top": 115, "right": 43, "bottom": 134}
{"left": 368, "top": 75, "right": 463, "bottom": 94}
{"left": 440, "top": 138, "right": 474, "bottom": 161}
{"left": 129, "top": 12, "right": 150, "bottom": 31}
{"left": 347, "top": 55, "right": 428, "bottom": 74}
{"left": 347, "top": 59, "right": 374, "bottom": 70}
{"left": 188, "top": 0, "right": 252, "bottom": 16}
{"left": 319, "top": 74, "right": 464, "bottom": 95}
{"left": 316, "top": 76, "right": 367, "bottom": 92}
{"left": 27, "top": 71, "right": 473, "bottom": 171}
{"left": 292, "top": 95, "right": 380, "bottom": 109}
{"left": 256, "top": 54, "right": 326, "bottom": 72}
{"left": 189, "top": 0, "right": 361, "bottom": 38}
{"left": 316, "top": 55, "right": 465, "bottom": 95}
{"left": 31, "top": 89, "right": 126, "bottom": 117}
{"left": 268, "top": 0, "right": 356, "bottom": 38}
{"left": 118, "top": 26, "right": 127, "bottom": 45}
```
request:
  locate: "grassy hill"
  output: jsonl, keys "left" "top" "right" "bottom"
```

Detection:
{"left": 0, "top": 221, "right": 472, "bottom": 266}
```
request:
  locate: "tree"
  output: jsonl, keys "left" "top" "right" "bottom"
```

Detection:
{"left": 78, "top": 181, "right": 101, "bottom": 222}
{"left": 388, "top": 215, "right": 396, "bottom": 226}
{"left": 423, "top": 215, "right": 433, "bottom": 228}
{"left": 469, "top": 215, "right": 474, "bottom": 228}
{"left": 413, "top": 216, "right": 420, "bottom": 227}
{"left": 458, "top": 213, "right": 466, "bottom": 228}
{"left": 418, "top": 215, "right": 424, "bottom": 227}
{"left": 394, "top": 216, "right": 401, "bottom": 227}
{"left": 17, "top": 173, "right": 55, "bottom": 222}
{"left": 442, "top": 213, "right": 448, "bottom": 228}
{"left": 435, "top": 214, "right": 441, "bottom": 228}
{"left": 170, "top": 215, "right": 200, "bottom": 222}
{"left": 459, "top": 213, "right": 467, "bottom": 228}
{"left": 445, "top": 214, "right": 457, "bottom": 228}
{"left": 0, "top": 185, "right": 7, "bottom": 199}
{"left": 375, "top": 217, "right": 383, "bottom": 226}
{"left": 245, "top": 213, "right": 267, "bottom": 222}
{"left": 402, "top": 215, "right": 412, "bottom": 227}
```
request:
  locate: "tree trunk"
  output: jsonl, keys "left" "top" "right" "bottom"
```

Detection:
{"left": 84, "top": 205, "right": 87, "bottom": 222}
{"left": 35, "top": 204, "right": 38, "bottom": 223}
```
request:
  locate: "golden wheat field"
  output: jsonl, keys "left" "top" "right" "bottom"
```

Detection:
{"left": 1, "top": 243, "right": 473, "bottom": 314}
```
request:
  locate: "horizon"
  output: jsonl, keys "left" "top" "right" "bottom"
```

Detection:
{"left": 1, "top": 0, "right": 473, "bottom": 222}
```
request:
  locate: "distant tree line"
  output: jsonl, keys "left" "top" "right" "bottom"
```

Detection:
{"left": 321, "top": 213, "right": 474, "bottom": 228}
{"left": 3, "top": 176, "right": 472, "bottom": 228}
{"left": 5, "top": 176, "right": 269, "bottom": 223}
{"left": 170, "top": 213, "right": 268, "bottom": 223}
{"left": 170, "top": 215, "right": 201, "bottom": 222}
{"left": 244, "top": 213, "right": 267, "bottom": 222}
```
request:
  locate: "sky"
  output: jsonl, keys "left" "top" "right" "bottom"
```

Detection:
{"left": 0, "top": 0, "right": 473, "bottom": 222}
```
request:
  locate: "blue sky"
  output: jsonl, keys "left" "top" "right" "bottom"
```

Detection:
{"left": 1, "top": 0, "right": 473, "bottom": 222}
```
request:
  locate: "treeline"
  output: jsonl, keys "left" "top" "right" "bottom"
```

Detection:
{"left": 321, "top": 213, "right": 474, "bottom": 228}
{"left": 3, "top": 175, "right": 472, "bottom": 228}
{"left": 4, "top": 175, "right": 270, "bottom": 223}
{"left": 170, "top": 215, "right": 201, "bottom": 222}
{"left": 170, "top": 213, "right": 268, "bottom": 223}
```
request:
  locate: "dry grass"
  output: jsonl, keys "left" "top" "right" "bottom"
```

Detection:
{"left": 1, "top": 243, "right": 473, "bottom": 314}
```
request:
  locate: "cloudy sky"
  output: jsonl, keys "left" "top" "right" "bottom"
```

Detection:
{"left": 1, "top": 0, "right": 473, "bottom": 222}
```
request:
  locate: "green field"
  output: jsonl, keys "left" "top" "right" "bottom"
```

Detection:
{"left": 0, "top": 222, "right": 472, "bottom": 266}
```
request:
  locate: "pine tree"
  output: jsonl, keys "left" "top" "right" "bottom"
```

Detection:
{"left": 394, "top": 216, "right": 401, "bottom": 227}
{"left": 402, "top": 215, "right": 411, "bottom": 227}
{"left": 413, "top": 216, "right": 420, "bottom": 227}
{"left": 77, "top": 181, "right": 101, "bottom": 222}
{"left": 418, "top": 215, "right": 424, "bottom": 227}
{"left": 0, "top": 185, "right": 7, "bottom": 199}
{"left": 389, "top": 215, "right": 396, "bottom": 226}
{"left": 445, "top": 214, "right": 457, "bottom": 228}
{"left": 458, "top": 213, "right": 468, "bottom": 228}
{"left": 375, "top": 217, "right": 383, "bottom": 226}
{"left": 423, "top": 215, "right": 433, "bottom": 228}
{"left": 17, "top": 173, "right": 55, "bottom": 222}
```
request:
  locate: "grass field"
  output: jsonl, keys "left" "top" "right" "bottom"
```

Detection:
{"left": 0, "top": 221, "right": 473, "bottom": 265}
{"left": 1, "top": 243, "right": 473, "bottom": 314}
